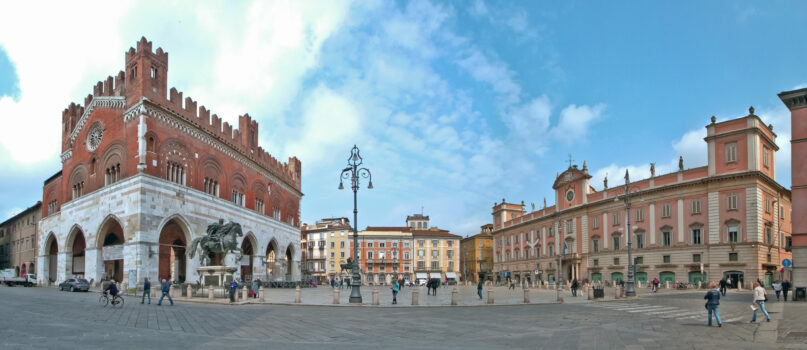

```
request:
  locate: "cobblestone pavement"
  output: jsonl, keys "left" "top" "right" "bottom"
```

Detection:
{"left": 2, "top": 285, "right": 805, "bottom": 350}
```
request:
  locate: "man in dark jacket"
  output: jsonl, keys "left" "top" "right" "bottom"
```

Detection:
{"left": 704, "top": 281, "right": 722, "bottom": 327}
{"left": 157, "top": 278, "right": 174, "bottom": 306}
{"left": 719, "top": 278, "right": 727, "bottom": 296}
{"left": 229, "top": 279, "right": 238, "bottom": 303}
{"left": 477, "top": 279, "right": 484, "bottom": 300}
{"left": 782, "top": 280, "right": 791, "bottom": 302}
{"left": 141, "top": 277, "right": 151, "bottom": 304}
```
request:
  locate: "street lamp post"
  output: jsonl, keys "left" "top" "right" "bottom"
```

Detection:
{"left": 339, "top": 145, "right": 373, "bottom": 304}
{"left": 623, "top": 170, "right": 636, "bottom": 297}
{"left": 556, "top": 215, "right": 563, "bottom": 302}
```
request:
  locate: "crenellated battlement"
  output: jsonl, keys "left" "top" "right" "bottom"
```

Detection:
{"left": 125, "top": 36, "right": 168, "bottom": 66}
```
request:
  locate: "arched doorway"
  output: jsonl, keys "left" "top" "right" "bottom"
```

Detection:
{"left": 46, "top": 235, "right": 58, "bottom": 283}
{"left": 240, "top": 235, "right": 255, "bottom": 282}
{"left": 266, "top": 240, "right": 277, "bottom": 280}
{"left": 635, "top": 272, "right": 648, "bottom": 286}
{"left": 285, "top": 245, "right": 293, "bottom": 280}
{"left": 659, "top": 271, "right": 676, "bottom": 285}
{"left": 98, "top": 219, "right": 124, "bottom": 282}
{"left": 591, "top": 272, "right": 602, "bottom": 283}
{"left": 610, "top": 272, "right": 624, "bottom": 283}
{"left": 688, "top": 271, "right": 707, "bottom": 285}
{"left": 158, "top": 219, "right": 187, "bottom": 283}
{"left": 28, "top": 263, "right": 34, "bottom": 277}
{"left": 67, "top": 228, "right": 86, "bottom": 279}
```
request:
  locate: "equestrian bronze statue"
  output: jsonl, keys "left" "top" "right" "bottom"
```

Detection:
{"left": 187, "top": 219, "right": 243, "bottom": 266}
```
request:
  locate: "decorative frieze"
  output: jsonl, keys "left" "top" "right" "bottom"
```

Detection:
{"left": 68, "top": 96, "right": 125, "bottom": 146}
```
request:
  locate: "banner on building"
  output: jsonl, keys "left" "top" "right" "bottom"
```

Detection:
{"left": 103, "top": 245, "right": 124, "bottom": 261}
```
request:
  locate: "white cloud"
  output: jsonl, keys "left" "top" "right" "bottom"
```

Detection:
{"left": 3, "top": 207, "right": 22, "bottom": 221}
{"left": 793, "top": 83, "right": 807, "bottom": 90}
{"left": 549, "top": 103, "right": 606, "bottom": 143}
{"left": 457, "top": 49, "right": 521, "bottom": 106}
{"left": 672, "top": 128, "right": 708, "bottom": 168}
{"left": 757, "top": 106, "right": 792, "bottom": 184}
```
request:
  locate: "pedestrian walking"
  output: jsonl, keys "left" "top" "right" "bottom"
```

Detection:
{"left": 571, "top": 279, "right": 579, "bottom": 297}
{"left": 391, "top": 279, "right": 400, "bottom": 304}
{"left": 251, "top": 278, "right": 260, "bottom": 299}
{"left": 509, "top": 279, "right": 515, "bottom": 290}
{"left": 719, "top": 278, "right": 727, "bottom": 296}
{"left": 704, "top": 281, "right": 722, "bottom": 327}
{"left": 652, "top": 278, "right": 659, "bottom": 292}
{"left": 772, "top": 280, "right": 782, "bottom": 301}
{"left": 750, "top": 282, "right": 770, "bottom": 323}
{"left": 432, "top": 279, "right": 439, "bottom": 296}
{"left": 782, "top": 280, "right": 791, "bottom": 301}
{"left": 141, "top": 277, "right": 151, "bottom": 304}
{"left": 229, "top": 279, "right": 238, "bottom": 303}
{"left": 339, "top": 278, "right": 344, "bottom": 289}
{"left": 477, "top": 279, "right": 483, "bottom": 300}
{"left": 157, "top": 278, "right": 174, "bottom": 306}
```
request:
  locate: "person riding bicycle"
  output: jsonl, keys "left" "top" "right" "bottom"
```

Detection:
{"left": 104, "top": 279, "right": 119, "bottom": 299}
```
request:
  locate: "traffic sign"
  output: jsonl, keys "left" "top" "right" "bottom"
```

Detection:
{"left": 782, "top": 259, "right": 792, "bottom": 267}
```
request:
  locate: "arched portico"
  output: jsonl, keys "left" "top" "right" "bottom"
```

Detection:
{"left": 266, "top": 239, "right": 279, "bottom": 280}
{"left": 64, "top": 225, "right": 87, "bottom": 281}
{"left": 158, "top": 217, "right": 190, "bottom": 283}
{"left": 285, "top": 244, "right": 294, "bottom": 280}
{"left": 45, "top": 233, "right": 58, "bottom": 283}
{"left": 97, "top": 217, "right": 124, "bottom": 282}
{"left": 240, "top": 233, "right": 258, "bottom": 282}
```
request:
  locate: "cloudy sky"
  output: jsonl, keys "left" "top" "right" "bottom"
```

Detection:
{"left": 0, "top": 1, "right": 805, "bottom": 235}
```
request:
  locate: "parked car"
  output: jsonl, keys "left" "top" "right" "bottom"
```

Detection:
{"left": 59, "top": 278, "right": 90, "bottom": 292}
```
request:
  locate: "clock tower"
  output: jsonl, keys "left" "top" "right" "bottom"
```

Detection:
{"left": 552, "top": 162, "right": 592, "bottom": 211}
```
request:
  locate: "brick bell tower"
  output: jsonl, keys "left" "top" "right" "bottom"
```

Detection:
{"left": 779, "top": 87, "right": 807, "bottom": 290}
{"left": 125, "top": 37, "right": 168, "bottom": 107}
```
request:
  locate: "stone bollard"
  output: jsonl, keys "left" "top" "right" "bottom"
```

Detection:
{"left": 333, "top": 289, "right": 340, "bottom": 304}
{"left": 615, "top": 286, "right": 622, "bottom": 299}
{"left": 523, "top": 288, "right": 530, "bottom": 303}
{"left": 259, "top": 286, "right": 265, "bottom": 303}
{"left": 588, "top": 286, "right": 593, "bottom": 300}
{"left": 234, "top": 287, "right": 239, "bottom": 302}
{"left": 451, "top": 287, "right": 458, "bottom": 306}
{"left": 412, "top": 289, "right": 419, "bottom": 305}
{"left": 242, "top": 286, "right": 248, "bottom": 301}
{"left": 208, "top": 286, "right": 214, "bottom": 300}
{"left": 487, "top": 289, "right": 494, "bottom": 304}
{"left": 665, "top": 281, "right": 670, "bottom": 289}
{"left": 294, "top": 286, "right": 301, "bottom": 303}
{"left": 122, "top": 282, "right": 128, "bottom": 295}
{"left": 372, "top": 288, "right": 379, "bottom": 305}
{"left": 187, "top": 284, "right": 193, "bottom": 299}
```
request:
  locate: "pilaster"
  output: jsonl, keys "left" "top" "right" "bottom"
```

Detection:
{"left": 677, "top": 198, "right": 684, "bottom": 243}
{"left": 708, "top": 192, "right": 720, "bottom": 243}
{"left": 603, "top": 213, "right": 609, "bottom": 249}
{"left": 649, "top": 203, "right": 656, "bottom": 245}
{"left": 581, "top": 215, "right": 589, "bottom": 253}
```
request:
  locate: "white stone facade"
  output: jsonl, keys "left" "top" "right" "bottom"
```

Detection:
{"left": 37, "top": 173, "right": 300, "bottom": 286}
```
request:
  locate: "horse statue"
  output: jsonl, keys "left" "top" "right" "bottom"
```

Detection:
{"left": 187, "top": 219, "right": 244, "bottom": 266}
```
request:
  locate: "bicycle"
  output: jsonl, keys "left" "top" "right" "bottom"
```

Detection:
{"left": 99, "top": 291, "right": 125, "bottom": 308}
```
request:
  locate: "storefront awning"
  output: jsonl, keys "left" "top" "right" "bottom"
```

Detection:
{"left": 445, "top": 272, "right": 457, "bottom": 279}
{"left": 429, "top": 273, "right": 441, "bottom": 279}
{"left": 416, "top": 273, "right": 428, "bottom": 279}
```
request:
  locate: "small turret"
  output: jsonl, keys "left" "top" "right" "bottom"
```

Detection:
{"left": 124, "top": 37, "right": 168, "bottom": 107}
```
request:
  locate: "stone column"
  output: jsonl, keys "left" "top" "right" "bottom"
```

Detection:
{"left": 56, "top": 252, "right": 70, "bottom": 284}
{"left": 294, "top": 286, "right": 301, "bottom": 303}
{"left": 615, "top": 286, "right": 622, "bottom": 299}
{"left": 208, "top": 286, "right": 214, "bottom": 300}
{"left": 187, "top": 284, "right": 192, "bottom": 299}
{"left": 487, "top": 289, "right": 495, "bottom": 304}
{"left": 451, "top": 287, "right": 458, "bottom": 305}
{"left": 523, "top": 288, "right": 530, "bottom": 303}
{"left": 588, "top": 285, "right": 593, "bottom": 300}
{"left": 412, "top": 289, "right": 419, "bottom": 305}
{"left": 333, "top": 289, "right": 340, "bottom": 304}
{"left": 259, "top": 286, "right": 265, "bottom": 302}
{"left": 242, "top": 286, "right": 248, "bottom": 300}
{"left": 84, "top": 248, "right": 103, "bottom": 283}
{"left": 372, "top": 287, "right": 379, "bottom": 305}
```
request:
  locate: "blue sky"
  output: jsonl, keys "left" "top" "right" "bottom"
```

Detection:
{"left": 0, "top": 1, "right": 805, "bottom": 235}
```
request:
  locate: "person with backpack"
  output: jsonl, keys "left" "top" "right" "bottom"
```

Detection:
{"left": 157, "top": 278, "right": 174, "bottom": 306}
{"left": 704, "top": 281, "right": 722, "bottom": 327}
{"left": 229, "top": 279, "right": 238, "bottom": 303}
{"left": 772, "top": 280, "right": 782, "bottom": 301}
{"left": 652, "top": 278, "right": 659, "bottom": 292}
{"left": 391, "top": 279, "right": 400, "bottom": 304}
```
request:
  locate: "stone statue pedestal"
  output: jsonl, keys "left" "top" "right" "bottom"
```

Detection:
{"left": 198, "top": 266, "right": 237, "bottom": 287}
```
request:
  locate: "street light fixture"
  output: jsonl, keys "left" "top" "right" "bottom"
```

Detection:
{"left": 623, "top": 169, "right": 636, "bottom": 297}
{"left": 338, "top": 145, "right": 373, "bottom": 304}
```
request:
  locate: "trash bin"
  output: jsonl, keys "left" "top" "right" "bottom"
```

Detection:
{"left": 795, "top": 287, "right": 806, "bottom": 302}
{"left": 593, "top": 286, "right": 605, "bottom": 299}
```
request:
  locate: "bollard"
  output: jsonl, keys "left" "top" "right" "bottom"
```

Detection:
{"left": 294, "top": 286, "right": 301, "bottom": 303}
{"left": 698, "top": 281, "right": 702, "bottom": 289}
{"left": 122, "top": 282, "right": 128, "bottom": 295}
{"left": 588, "top": 286, "right": 593, "bottom": 300}
{"left": 615, "top": 286, "right": 622, "bottom": 299}
{"left": 412, "top": 289, "right": 419, "bottom": 305}
{"left": 523, "top": 288, "right": 530, "bottom": 303}
{"left": 259, "top": 286, "right": 264, "bottom": 303}
{"left": 665, "top": 281, "right": 670, "bottom": 289}
{"left": 333, "top": 289, "right": 340, "bottom": 304}
{"left": 208, "top": 286, "right": 214, "bottom": 300}
{"left": 372, "top": 288, "right": 379, "bottom": 306}
{"left": 242, "top": 286, "right": 248, "bottom": 301}
{"left": 187, "top": 285, "right": 192, "bottom": 299}
{"left": 234, "top": 287, "right": 239, "bottom": 302}
{"left": 487, "top": 289, "right": 494, "bottom": 304}
{"left": 451, "top": 287, "right": 458, "bottom": 306}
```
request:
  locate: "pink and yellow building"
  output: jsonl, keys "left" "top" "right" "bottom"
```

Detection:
{"left": 492, "top": 109, "right": 792, "bottom": 288}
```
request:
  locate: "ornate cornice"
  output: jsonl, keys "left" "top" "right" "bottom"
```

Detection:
{"left": 778, "top": 87, "right": 807, "bottom": 111}
{"left": 123, "top": 100, "right": 303, "bottom": 198}
{"left": 60, "top": 149, "right": 73, "bottom": 163}
{"left": 68, "top": 97, "right": 125, "bottom": 146}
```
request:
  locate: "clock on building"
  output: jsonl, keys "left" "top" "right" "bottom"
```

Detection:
{"left": 86, "top": 123, "right": 104, "bottom": 152}
{"left": 565, "top": 189, "right": 574, "bottom": 202}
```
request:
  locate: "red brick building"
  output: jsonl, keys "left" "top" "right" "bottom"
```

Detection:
{"left": 37, "top": 37, "right": 302, "bottom": 286}
{"left": 780, "top": 87, "right": 807, "bottom": 291}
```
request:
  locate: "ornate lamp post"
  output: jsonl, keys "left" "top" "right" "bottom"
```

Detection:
{"left": 556, "top": 214, "right": 563, "bottom": 302}
{"left": 623, "top": 170, "right": 636, "bottom": 297}
{"left": 339, "top": 145, "right": 373, "bottom": 303}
